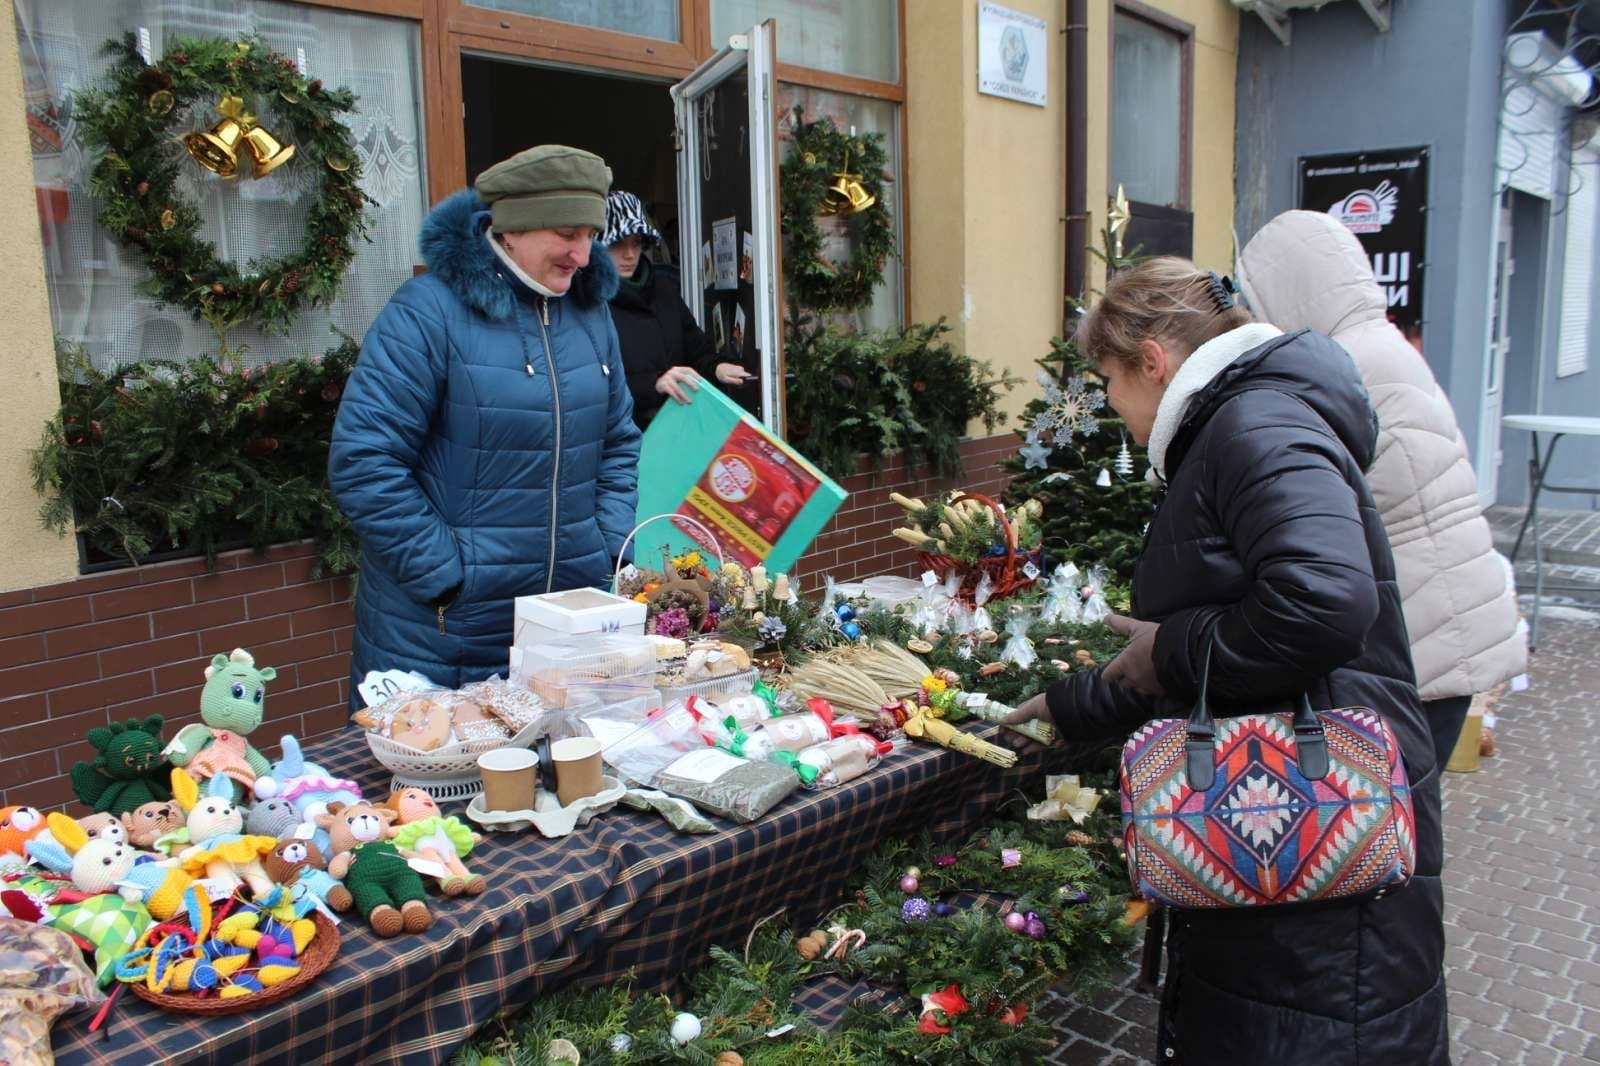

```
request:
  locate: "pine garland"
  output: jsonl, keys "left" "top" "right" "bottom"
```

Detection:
{"left": 30, "top": 341, "right": 360, "bottom": 575}
{"left": 456, "top": 801, "right": 1137, "bottom": 1065}
{"left": 70, "top": 33, "right": 372, "bottom": 340}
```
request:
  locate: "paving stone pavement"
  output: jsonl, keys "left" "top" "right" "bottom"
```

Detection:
{"left": 1035, "top": 612, "right": 1600, "bottom": 1065}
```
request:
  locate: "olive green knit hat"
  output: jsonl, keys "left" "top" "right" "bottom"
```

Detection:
{"left": 475, "top": 145, "right": 612, "bottom": 234}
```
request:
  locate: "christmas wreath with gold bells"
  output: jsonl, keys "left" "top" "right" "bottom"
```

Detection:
{"left": 779, "top": 107, "right": 895, "bottom": 313}
{"left": 71, "top": 34, "right": 372, "bottom": 339}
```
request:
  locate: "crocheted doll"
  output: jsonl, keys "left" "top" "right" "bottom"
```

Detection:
{"left": 316, "top": 802, "right": 431, "bottom": 938}
{"left": 0, "top": 806, "right": 47, "bottom": 861}
{"left": 164, "top": 650, "right": 276, "bottom": 799}
{"left": 119, "top": 800, "right": 184, "bottom": 850}
{"left": 69, "top": 715, "right": 173, "bottom": 815}
{"left": 383, "top": 787, "right": 486, "bottom": 897}
{"left": 163, "top": 768, "right": 278, "bottom": 898}
{"left": 261, "top": 835, "right": 354, "bottom": 916}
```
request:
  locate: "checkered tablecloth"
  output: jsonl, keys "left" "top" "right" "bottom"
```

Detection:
{"left": 52, "top": 723, "right": 1055, "bottom": 1066}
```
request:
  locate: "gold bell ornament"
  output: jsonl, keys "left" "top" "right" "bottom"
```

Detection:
{"left": 185, "top": 116, "right": 248, "bottom": 178}
{"left": 185, "top": 95, "right": 295, "bottom": 179}
{"left": 820, "top": 151, "right": 876, "bottom": 217}
{"left": 241, "top": 125, "right": 296, "bottom": 177}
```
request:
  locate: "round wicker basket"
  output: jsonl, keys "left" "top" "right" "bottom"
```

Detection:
{"left": 129, "top": 910, "right": 340, "bottom": 1015}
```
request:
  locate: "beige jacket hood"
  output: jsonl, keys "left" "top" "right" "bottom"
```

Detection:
{"left": 1237, "top": 210, "right": 1526, "bottom": 700}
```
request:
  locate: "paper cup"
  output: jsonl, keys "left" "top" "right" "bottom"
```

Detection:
{"left": 552, "top": 736, "right": 604, "bottom": 808}
{"left": 478, "top": 747, "right": 538, "bottom": 812}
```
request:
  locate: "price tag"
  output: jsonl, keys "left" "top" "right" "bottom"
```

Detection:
{"left": 922, "top": 570, "right": 939, "bottom": 587}
{"left": 296, "top": 46, "right": 308, "bottom": 75}
{"left": 137, "top": 27, "right": 153, "bottom": 64}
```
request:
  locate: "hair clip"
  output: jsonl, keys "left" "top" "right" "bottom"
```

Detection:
{"left": 1205, "top": 272, "right": 1238, "bottom": 314}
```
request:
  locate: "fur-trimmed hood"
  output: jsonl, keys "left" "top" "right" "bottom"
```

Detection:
{"left": 417, "top": 189, "right": 619, "bottom": 321}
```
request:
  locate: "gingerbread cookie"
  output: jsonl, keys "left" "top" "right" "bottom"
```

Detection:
{"left": 387, "top": 697, "right": 452, "bottom": 752}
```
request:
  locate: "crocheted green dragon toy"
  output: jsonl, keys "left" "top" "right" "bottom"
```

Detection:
{"left": 163, "top": 649, "right": 277, "bottom": 800}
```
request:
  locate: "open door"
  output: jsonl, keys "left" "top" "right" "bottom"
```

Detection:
{"left": 1479, "top": 195, "right": 1514, "bottom": 502}
{"left": 671, "top": 21, "right": 785, "bottom": 433}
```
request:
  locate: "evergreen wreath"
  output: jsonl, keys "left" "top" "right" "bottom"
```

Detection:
{"left": 780, "top": 108, "right": 895, "bottom": 314}
{"left": 71, "top": 33, "right": 373, "bottom": 339}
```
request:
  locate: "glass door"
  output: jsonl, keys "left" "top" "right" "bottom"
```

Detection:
{"left": 671, "top": 20, "right": 785, "bottom": 431}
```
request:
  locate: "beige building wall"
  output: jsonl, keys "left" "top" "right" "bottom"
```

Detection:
{"left": 0, "top": 10, "right": 82, "bottom": 593}
{"left": 909, "top": 0, "right": 1239, "bottom": 429}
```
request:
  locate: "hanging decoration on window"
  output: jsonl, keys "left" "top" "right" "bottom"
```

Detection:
{"left": 71, "top": 34, "right": 372, "bottom": 341}
{"left": 779, "top": 108, "right": 895, "bottom": 314}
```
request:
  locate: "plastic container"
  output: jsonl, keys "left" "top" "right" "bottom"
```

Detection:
{"left": 655, "top": 666, "right": 760, "bottom": 706}
{"left": 510, "top": 634, "right": 658, "bottom": 708}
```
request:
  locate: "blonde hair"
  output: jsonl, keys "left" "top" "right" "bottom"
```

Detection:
{"left": 1078, "top": 257, "right": 1254, "bottom": 369}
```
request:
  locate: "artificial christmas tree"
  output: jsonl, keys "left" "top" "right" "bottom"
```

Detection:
{"left": 1002, "top": 234, "right": 1157, "bottom": 585}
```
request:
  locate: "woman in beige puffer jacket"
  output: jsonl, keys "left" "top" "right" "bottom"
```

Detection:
{"left": 1238, "top": 210, "right": 1527, "bottom": 764}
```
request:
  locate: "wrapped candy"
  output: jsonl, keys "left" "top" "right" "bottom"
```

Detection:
{"left": 1039, "top": 563, "right": 1083, "bottom": 625}
{"left": 796, "top": 734, "right": 892, "bottom": 789}
{"left": 1000, "top": 607, "right": 1037, "bottom": 669}
{"left": 1026, "top": 775, "right": 1104, "bottom": 824}
{"left": 1080, "top": 566, "right": 1112, "bottom": 624}
{"left": 970, "top": 573, "right": 995, "bottom": 635}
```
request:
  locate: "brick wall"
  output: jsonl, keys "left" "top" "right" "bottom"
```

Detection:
{"left": 0, "top": 542, "right": 355, "bottom": 811}
{"left": 0, "top": 433, "right": 1016, "bottom": 812}
{"left": 792, "top": 433, "right": 1018, "bottom": 586}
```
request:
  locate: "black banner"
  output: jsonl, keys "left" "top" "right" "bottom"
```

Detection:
{"left": 1298, "top": 147, "right": 1428, "bottom": 343}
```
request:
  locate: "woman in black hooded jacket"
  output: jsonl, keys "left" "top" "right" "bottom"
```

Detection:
{"left": 1007, "top": 258, "right": 1448, "bottom": 1063}
{"left": 600, "top": 191, "right": 752, "bottom": 429}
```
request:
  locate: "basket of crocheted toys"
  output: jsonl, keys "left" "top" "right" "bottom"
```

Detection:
{"left": 119, "top": 889, "right": 339, "bottom": 1015}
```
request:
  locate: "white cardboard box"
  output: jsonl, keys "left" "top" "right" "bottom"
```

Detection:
{"left": 512, "top": 588, "right": 647, "bottom": 647}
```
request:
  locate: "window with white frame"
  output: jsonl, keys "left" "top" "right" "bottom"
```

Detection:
{"left": 15, "top": 0, "right": 428, "bottom": 370}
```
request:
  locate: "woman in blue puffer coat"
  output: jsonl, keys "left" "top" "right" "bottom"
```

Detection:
{"left": 330, "top": 145, "right": 640, "bottom": 703}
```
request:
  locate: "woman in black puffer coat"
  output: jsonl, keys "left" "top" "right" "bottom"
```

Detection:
{"left": 1008, "top": 258, "right": 1447, "bottom": 1063}
{"left": 601, "top": 191, "right": 752, "bottom": 430}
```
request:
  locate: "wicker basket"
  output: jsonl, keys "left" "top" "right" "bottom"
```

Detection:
{"left": 916, "top": 492, "right": 1042, "bottom": 607}
{"left": 129, "top": 911, "right": 339, "bottom": 1015}
{"left": 367, "top": 715, "right": 560, "bottom": 801}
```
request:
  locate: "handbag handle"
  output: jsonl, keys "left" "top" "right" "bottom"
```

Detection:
{"left": 1185, "top": 638, "right": 1330, "bottom": 791}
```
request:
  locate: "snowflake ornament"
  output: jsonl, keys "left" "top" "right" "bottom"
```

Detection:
{"left": 1029, "top": 371, "right": 1107, "bottom": 453}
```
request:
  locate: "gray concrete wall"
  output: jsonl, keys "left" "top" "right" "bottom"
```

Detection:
{"left": 1234, "top": 0, "right": 1508, "bottom": 483}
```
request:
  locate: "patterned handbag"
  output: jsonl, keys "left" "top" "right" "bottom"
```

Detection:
{"left": 1119, "top": 644, "right": 1416, "bottom": 909}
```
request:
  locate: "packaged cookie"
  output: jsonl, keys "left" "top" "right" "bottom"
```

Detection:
{"left": 458, "top": 678, "right": 545, "bottom": 735}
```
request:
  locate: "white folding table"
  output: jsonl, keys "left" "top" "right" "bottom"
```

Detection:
{"left": 1500, "top": 413, "right": 1600, "bottom": 649}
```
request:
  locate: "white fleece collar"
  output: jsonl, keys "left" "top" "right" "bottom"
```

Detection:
{"left": 487, "top": 232, "right": 563, "bottom": 299}
{"left": 1144, "top": 323, "right": 1283, "bottom": 485}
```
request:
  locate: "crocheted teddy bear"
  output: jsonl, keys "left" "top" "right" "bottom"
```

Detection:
{"left": 119, "top": 800, "right": 184, "bottom": 850}
{"left": 316, "top": 802, "right": 431, "bottom": 938}
{"left": 383, "top": 787, "right": 486, "bottom": 897}
{"left": 164, "top": 650, "right": 277, "bottom": 800}
{"left": 261, "top": 835, "right": 354, "bottom": 916}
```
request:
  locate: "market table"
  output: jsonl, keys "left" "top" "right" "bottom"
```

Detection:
{"left": 51, "top": 722, "right": 1064, "bottom": 1066}
{"left": 1500, "top": 413, "right": 1600, "bottom": 649}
